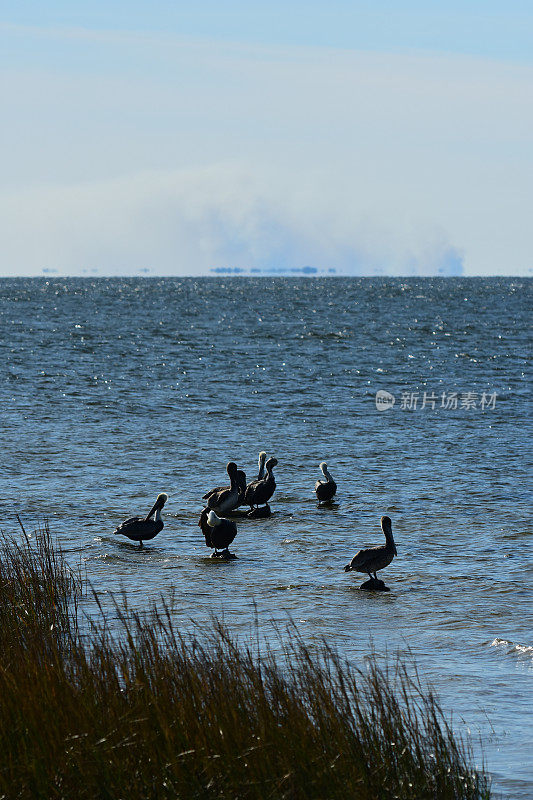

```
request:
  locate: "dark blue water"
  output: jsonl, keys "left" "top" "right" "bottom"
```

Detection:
{"left": 0, "top": 277, "right": 531, "bottom": 798}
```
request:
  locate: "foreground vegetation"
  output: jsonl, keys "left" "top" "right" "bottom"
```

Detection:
{"left": 0, "top": 524, "right": 490, "bottom": 799}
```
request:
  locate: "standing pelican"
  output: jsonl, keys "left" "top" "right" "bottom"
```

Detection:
{"left": 198, "top": 509, "right": 238, "bottom": 558}
{"left": 244, "top": 457, "right": 277, "bottom": 510}
{"left": 315, "top": 462, "right": 337, "bottom": 504}
{"left": 344, "top": 516, "right": 397, "bottom": 581}
{"left": 242, "top": 451, "right": 270, "bottom": 515}
{"left": 202, "top": 462, "right": 240, "bottom": 515}
{"left": 113, "top": 493, "right": 168, "bottom": 549}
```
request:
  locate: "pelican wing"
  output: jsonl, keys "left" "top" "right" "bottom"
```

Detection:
{"left": 210, "top": 519, "right": 238, "bottom": 550}
{"left": 207, "top": 487, "right": 237, "bottom": 511}
{"left": 315, "top": 479, "right": 336, "bottom": 501}
{"left": 114, "top": 516, "right": 163, "bottom": 541}
{"left": 245, "top": 477, "right": 262, "bottom": 494}
{"left": 244, "top": 483, "right": 258, "bottom": 505}
{"left": 113, "top": 515, "right": 144, "bottom": 534}
{"left": 350, "top": 546, "right": 381, "bottom": 570}
{"left": 248, "top": 478, "right": 276, "bottom": 506}
{"left": 203, "top": 484, "right": 229, "bottom": 500}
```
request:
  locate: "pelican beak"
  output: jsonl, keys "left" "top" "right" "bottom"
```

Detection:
{"left": 146, "top": 495, "right": 166, "bottom": 520}
{"left": 146, "top": 500, "right": 159, "bottom": 520}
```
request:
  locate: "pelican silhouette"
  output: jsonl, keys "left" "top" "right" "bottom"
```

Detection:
{"left": 199, "top": 509, "right": 238, "bottom": 558}
{"left": 344, "top": 516, "right": 397, "bottom": 580}
{"left": 315, "top": 462, "right": 337, "bottom": 504}
{"left": 244, "top": 457, "right": 277, "bottom": 510}
{"left": 113, "top": 493, "right": 168, "bottom": 549}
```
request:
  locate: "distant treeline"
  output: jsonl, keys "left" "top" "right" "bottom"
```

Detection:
{"left": 210, "top": 266, "right": 337, "bottom": 274}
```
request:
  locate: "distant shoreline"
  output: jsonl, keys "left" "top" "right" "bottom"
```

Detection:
{"left": 1, "top": 273, "right": 530, "bottom": 280}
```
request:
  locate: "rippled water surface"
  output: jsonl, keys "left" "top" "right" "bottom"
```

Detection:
{"left": 1, "top": 277, "right": 531, "bottom": 798}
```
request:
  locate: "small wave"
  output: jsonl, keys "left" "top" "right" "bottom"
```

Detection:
{"left": 86, "top": 552, "right": 121, "bottom": 562}
{"left": 303, "top": 329, "right": 351, "bottom": 340}
{"left": 490, "top": 638, "right": 533, "bottom": 658}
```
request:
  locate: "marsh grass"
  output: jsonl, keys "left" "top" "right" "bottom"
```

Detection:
{"left": 0, "top": 524, "right": 490, "bottom": 799}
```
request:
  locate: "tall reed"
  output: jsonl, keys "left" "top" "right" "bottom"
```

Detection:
{"left": 0, "top": 524, "right": 490, "bottom": 799}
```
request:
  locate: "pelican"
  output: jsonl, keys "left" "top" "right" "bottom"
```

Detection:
{"left": 344, "top": 516, "right": 397, "bottom": 580}
{"left": 113, "top": 493, "right": 168, "bottom": 549}
{"left": 202, "top": 462, "right": 241, "bottom": 515}
{"left": 315, "top": 461, "right": 337, "bottom": 504}
{"left": 244, "top": 457, "right": 277, "bottom": 510}
{"left": 198, "top": 509, "right": 237, "bottom": 558}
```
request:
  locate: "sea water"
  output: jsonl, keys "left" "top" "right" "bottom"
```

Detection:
{"left": 0, "top": 277, "right": 531, "bottom": 798}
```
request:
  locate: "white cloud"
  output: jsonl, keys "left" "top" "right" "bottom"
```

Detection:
{"left": 0, "top": 29, "right": 531, "bottom": 275}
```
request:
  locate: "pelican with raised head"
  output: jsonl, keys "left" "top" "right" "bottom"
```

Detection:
{"left": 198, "top": 509, "right": 238, "bottom": 558}
{"left": 315, "top": 462, "right": 337, "bottom": 504}
{"left": 203, "top": 462, "right": 241, "bottom": 515}
{"left": 344, "top": 516, "right": 397, "bottom": 583}
{"left": 113, "top": 493, "right": 168, "bottom": 549}
{"left": 244, "top": 456, "right": 277, "bottom": 510}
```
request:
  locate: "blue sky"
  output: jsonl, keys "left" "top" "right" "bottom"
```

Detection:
{"left": 1, "top": 3, "right": 532, "bottom": 275}
{"left": 5, "top": 2, "right": 533, "bottom": 61}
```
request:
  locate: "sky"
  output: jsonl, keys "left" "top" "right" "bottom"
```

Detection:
{"left": 1, "top": 2, "right": 532, "bottom": 276}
